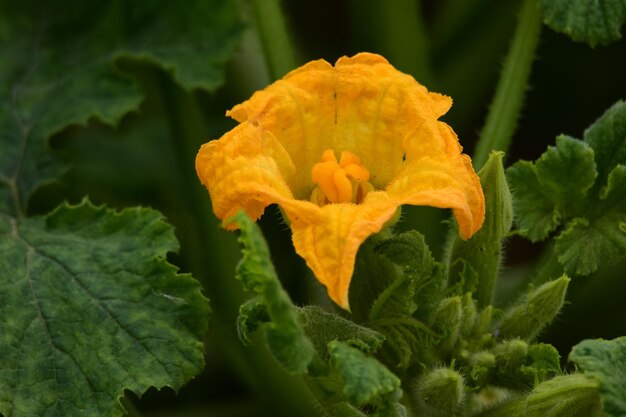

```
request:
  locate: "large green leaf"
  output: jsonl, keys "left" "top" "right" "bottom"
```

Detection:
{"left": 540, "top": 0, "right": 626, "bottom": 46}
{"left": 0, "top": 0, "right": 243, "bottom": 214}
{"left": 507, "top": 101, "right": 626, "bottom": 275}
{"left": 570, "top": 337, "right": 626, "bottom": 417}
{"left": 0, "top": 200, "right": 210, "bottom": 417}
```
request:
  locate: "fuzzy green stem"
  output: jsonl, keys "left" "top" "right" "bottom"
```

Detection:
{"left": 473, "top": 0, "right": 542, "bottom": 168}
{"left": 251, "top": 0, "right": 298, "bottom": 80}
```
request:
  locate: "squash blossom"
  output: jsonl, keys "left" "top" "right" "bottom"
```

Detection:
{"left": 196, "top": 53, "right": 485, "bottom": 310}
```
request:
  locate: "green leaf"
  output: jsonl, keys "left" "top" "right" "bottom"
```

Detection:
{"left": 230, "top": 211, "right": 317, "bottom": 374}
{"left": 506, "top": 101, "right": 626, "bottom": 275}
{"left": 0, "top": 0, "right": 243, "bottom": 214}
{"left": 350, "top": 231, "right": 442, "bottom": 368}
{"left": 507, "top": 136, "right": 597, "bottom": 241}
{"left": 372, "top": 231, "right": 443, "bottom": 319}
{"left": 555, "top": 213, "right": 626, "bottom": 275}
{"left": 0, "top": 200, "right": 209, "bottom": 417}
{"left": 535, "top": 136, "right": 597, "bottom": 215}
{"left": 298, "top": 306, "right": 385, "bottom": 357}
{"left": 525, "top": 343, "right": 561, "bottom": 382}
{"left": 237, "top": 297, "right": 269, "bottom": 346}
{"left": 506, "top": 160, "right": 559, "bottom": 242}
{"left": 540, "top": 0, "right": 626, "bottom": 46}
{"left": 584, "top": 101, "right": 626, "bottom": 183}
{"left": 328, "top": 341, "right": 404, "bottom": 415}
{"left": 553, "top": 163, "right": 626, "bottom": 276}
{"left": 570, "top": 337, "right": 626, "bottom": 417}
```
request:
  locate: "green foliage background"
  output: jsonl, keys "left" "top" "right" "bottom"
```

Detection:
{"left": 1, "top": 0, "right": 626, "bottom": 416}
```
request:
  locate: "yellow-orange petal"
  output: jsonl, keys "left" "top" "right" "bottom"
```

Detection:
{"left": 195, "top": 121, "right": 297, "bottom": 227}
{"left": 225, "top": 53, "right": 453, "bottom": 196}
{"left": 284, "top": 192, "right": 398, "bottom": 309}
{"left": 381, "top": 113, "right": 486, "bottom": 238}
{"left": 196, "top": 52, "right": 485, "bottom": 310}
{"left": 227, "top": 59, "right": 337, "bottom": 199}
{"left": 387, "top": 145, "right": 484, "bottom": 239}
{"left": 332, "top": 53, "right": 453, "bottom": 188}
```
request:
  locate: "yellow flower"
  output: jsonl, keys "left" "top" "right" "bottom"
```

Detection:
{"left": 196, "top": 53, "right": 485, "bottom": 310}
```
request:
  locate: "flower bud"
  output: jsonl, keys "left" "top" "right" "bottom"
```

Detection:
{"left": 499, "top": 275, "right": 570, "bottom": 341}
{"left": 526, "top": 374, "right": 602, "bottom": 417}
{"left": 466, "top": 351, "right": 496, "bottom": 385}
{"left": 447, "top": 151, "right": 513, "bottom": 306}
{"left": 493, "top": 339, "right": 528, "bottom": 366}
{"left": 430, "top": 296, "right": 463, "bottom": 355}
{"left": 466, "top": 374, "right": 602, "bottom": 417}
{"left": 461, "top": 293, "right": 478, "bottom": 338}
{"left": 491, "top": 339, "right": 530, "bottom": 389}
{"left": 478, "top": 305, "right": 493, "bottom": 332}
{"left": 471, "top": 397, "right": 525, "bottom": 417}
{"left": 416, "top": 368, "right": 465, "bottom": 417}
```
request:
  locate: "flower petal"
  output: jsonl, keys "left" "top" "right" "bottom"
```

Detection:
{"left": 225, "top": 53, "right": 453, "bottom": 195}
{"left": 196, "top": 52, "right": 485, "bottom": 310}
{"left": 226, "top": 59, "right": 337, "bottom": 199}
{"left": 195, "top": 122, "right": 297, "bottom": 227}
{"left": 332, "top": 53, "right": 452, "bottom": 188}
{"left": 283, "top": 193, "right": 398, "bottom": 309}
{"left": 388, "top": 120, "right": 484, "bottom": 239}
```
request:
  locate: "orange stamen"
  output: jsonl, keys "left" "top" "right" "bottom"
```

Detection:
{"left": 311, "top": 150, "right": 373, "bottom": 205}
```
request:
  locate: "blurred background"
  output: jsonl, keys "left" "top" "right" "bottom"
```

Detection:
{"left": 29, "top": 0, "right": 626, "bottom": 415}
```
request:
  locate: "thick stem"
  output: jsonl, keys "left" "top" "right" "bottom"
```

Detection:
{"left": 251, "top": 0, "right": 298, "bottom": 80}
{"left": 473, "top": 0, "right": 542, "bottom": 168}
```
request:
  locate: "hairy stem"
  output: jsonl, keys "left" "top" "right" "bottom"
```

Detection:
{"left": 473, "top": 0, "right": 542, "bottom": 168}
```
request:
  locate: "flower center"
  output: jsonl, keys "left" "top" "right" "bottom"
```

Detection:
{"left": 310, "top": 149, "right": 375, "bottom": 205}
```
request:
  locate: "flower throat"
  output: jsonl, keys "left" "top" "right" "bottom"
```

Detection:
{"left": 310, "top": 149, "right": 374, "bottom": 205}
